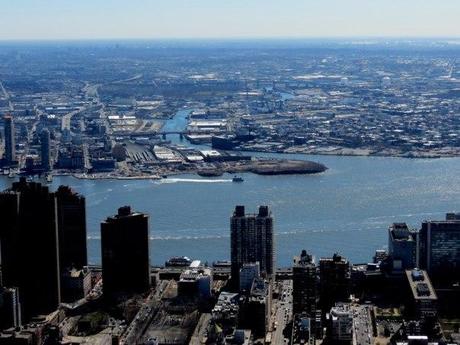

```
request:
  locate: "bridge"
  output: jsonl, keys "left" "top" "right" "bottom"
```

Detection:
{"left": 111, "top": 131, "right": 188, "bottom": 138}
{"left": 158, "top": 131, "right": 188, "bottom": 135}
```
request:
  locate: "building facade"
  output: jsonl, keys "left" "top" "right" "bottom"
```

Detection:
{"left": 3, "top": 114, "right": 15, "bottom": 165}
{"left": 55, "top": 185, "right": 87, "bottom": 271}
{"left": 101, "top": 206, "right": 150, "bottom": 300}
{"left": 239, "top": 262, "right": 261, "bottom": 293}
{"left": 293, "top": 250, "right": 317, "bottom": 316}
{"left": 418, "top": 215, "right": 460, "bottom": 283}
{"left": 405, "top": 269, "right": 438, "bottom": 322}
{"left": 240, "top": 277, "right": 272, "bottom": 337}
{"left": 0, "top": 287, "right": 21, "bottom": 330}
{"left": 0, "top": 178, "right": 61, "bottom": 320}
{"left": 230, "top": 205, "right": 274, "bottom": 287}
{"left": 40, "top": 128, "right": 51, "bottom": 171}
{"left": 319, "top": 254, "right": 350, "bottom": 312}
{"left": 388, "top": 223, "right": 418, "bottom": 271}
{"left": 328, "top": 303, "right": 353, "bottom": 344}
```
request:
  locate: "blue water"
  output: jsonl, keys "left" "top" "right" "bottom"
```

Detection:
{"left": 2, "top": 155, "right": 460, "bottom": 267}
{"left": 2, "top": 110, "right": 459, "bottom": 267}
{"left": 162, "top": 108, "right": 190, "bottom": 145}
{"left": 280, "top": 92, "right": 295, "bottom": 101}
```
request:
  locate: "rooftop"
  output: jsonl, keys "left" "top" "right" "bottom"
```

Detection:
{"left": 405, "top": 269, "right": 437, "bottom": 300}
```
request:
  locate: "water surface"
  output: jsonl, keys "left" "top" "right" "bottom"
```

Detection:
{"left": 2, "top": 154, "right": 459, "bottom": 267}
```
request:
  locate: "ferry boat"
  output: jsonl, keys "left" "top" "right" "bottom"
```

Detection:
{"left": 46, "top": 174, "right": 53, "bottom": 183}
{"left": 232, "top": 175, "right": 244, "bottom": 183}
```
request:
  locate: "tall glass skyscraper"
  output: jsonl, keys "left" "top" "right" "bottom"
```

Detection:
{"left": 3, "top": 114, "right": 15, "bottom": 165}
{"left": 40, "top": 128, "right": 51, "bottom": 171}
{"left": 418, "top": 215, "right": 460, "bottom": 284}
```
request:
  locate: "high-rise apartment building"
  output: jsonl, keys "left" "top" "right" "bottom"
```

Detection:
{"left": 40, "top": 128, "right": 51, "bottom": 171}
{"left": 328, "top": 303, "right": 353, "bottom": 343}
{"left": 230, "top": 205, "right": 274, "bottom": 287}
{"left": 0, "top": 179, "right": 89, "bottom": 320}
{"left": 0, "top": 178, "right": 61, "bottom": 320}
{"left": 388, "top": 223, "right": 418, "bottom": 271}
{"left": 55, "top": 185, "right": 87, "bottom": 270}
{"left": 101, "top": 206, "right": 150, "bottom": 301}
{"left": 405, "top": 269, "right": 438, "bottom": 322}
{"left": 3, "top": 114, "right": 15, "bottom": 165}
{"left": 293, "top": 250, "right": 317, "bottom": 316}
{"left": 239, "top": 277, "right": 272, "bottom": 337}
{"left": 319, "top": 254, "right": 350, "bottom": 311}
{"left": 0, "top": 287, "right": 21, "bottom": 330}
{"left": 239, "top": 262, "right": 260, "bottom": 293}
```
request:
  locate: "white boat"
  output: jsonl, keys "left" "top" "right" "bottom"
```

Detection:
{"left": 232, "top": 175, "right": 244, "bottom": 183}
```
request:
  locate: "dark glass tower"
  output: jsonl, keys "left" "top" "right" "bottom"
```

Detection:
{"left": 3, "top": 114, "right": 15, "bottom": 165}
{"left": 0, "top": 179, "right": 89, "bottom": 319}
{"left": 40, "top": 128, "right": 51, "bottom": 171}
{"left": 0, "top": 287, "right": 21, "bottom": 330}
{"left": 418, "top": 216, "right": 460, "bottom": 284}
{"left": 0, "top": 178, "right": 60, "bottom": 320}
{"left": 55, "top": 185, "right": 87, "bottom": 270}
{"left": 230, "top": 205, "right": 274, "bottom": 287}
{"left": 101, "top": 206, "right": 150, "bottom": 301}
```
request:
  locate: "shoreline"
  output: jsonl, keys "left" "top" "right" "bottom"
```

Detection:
{"left": 12, "top": 147, "right": 460, "bottom": 182}
{"left": 240, "top": 147, "right": 460, "bottom": 159}
{"left": 72, "top": 158, "right": 328, "bottom": 181}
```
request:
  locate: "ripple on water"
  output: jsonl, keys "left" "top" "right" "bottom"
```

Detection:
{"left": 2, "top": 155, "right": 460, "bottom": 266}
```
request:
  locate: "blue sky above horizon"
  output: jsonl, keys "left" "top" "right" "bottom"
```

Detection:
{"left": 1, "top": 0, "right": 459, "bottom": 40}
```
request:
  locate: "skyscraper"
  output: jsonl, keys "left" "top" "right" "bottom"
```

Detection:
{"left": 40, "top": 128, "right": 51, "bottom": 171}
{"left": 3, "top": 114, "right": 15, "bottom": 165}
{"left": 293, "top": 250, "right": 317, "bottom": 316}
{"left": 239, "top": 277, "right": 272, "bottom": 337}
{"left": 230, "top": 205, "right": 274, "bottom": 286}
{"left": 319, "top": 253, "right": 350, "bottom": 312}
{"left": 101, "top": 206, "right": 150, "bottom": 301}
{"left": 0, "top": 287, "right": 21, "bottom": 330}
{"left": 0, "top": 178, "right": 61, "bottom": 320}
{"left": 405, "top": 269, "right": 438, "bottom": 322}
{"left": 239, "top": 262, "right": 260, "bottom": 293}
{"left": 55, "top": 185, "right": 87, "bottom": 271}
{"left": 418, "top": 215, "right": 460, "bottom": 283}
{"left": 0, "top": 179, "right": 89, "bottom": 319}
{"left": 388, "top": 223, "right": 418, "bottom": 271}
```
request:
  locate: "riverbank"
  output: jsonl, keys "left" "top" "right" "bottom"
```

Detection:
{"left": 3, "top": 154, "right": 459, "bottom": 267}
{"left": 246, "top": 146, "right": 460, "bottom": 159}
{"left": 72, "top": 157, "right": 327, "bottom": 181}
{"left": 163, "top": 108, "right": 460, "bottom": 160}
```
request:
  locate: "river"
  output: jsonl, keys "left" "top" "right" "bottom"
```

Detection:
{"left": 1, "top": 110, "right": 459, "bottom": 267}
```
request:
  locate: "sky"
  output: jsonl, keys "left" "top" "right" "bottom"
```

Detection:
{"left": 0, "top": 0, "right": 459, "bottom": 40}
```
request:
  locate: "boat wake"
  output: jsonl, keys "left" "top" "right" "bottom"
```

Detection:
{"left": 86, "top": 227, "right": 378, "bottom": 242}
{"left": 156, "top": 178, "right": 232, "bottom": 184}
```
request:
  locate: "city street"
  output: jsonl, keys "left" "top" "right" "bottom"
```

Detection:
{"left": 272, "top": 280, "right": 293, "bottom": 345}
{"left": 352, "top": 305, "right": 373, "bottom": 345}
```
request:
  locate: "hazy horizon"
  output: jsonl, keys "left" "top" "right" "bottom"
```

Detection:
{"left": 1, "top": 0, "right": 459, "bottom": 41}
{"left": 1, "top": 36, "right": 460, "bottom": 42}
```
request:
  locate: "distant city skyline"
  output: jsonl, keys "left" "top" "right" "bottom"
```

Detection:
{"left": 1, "top": 0, "right": 460, "bottom": 40}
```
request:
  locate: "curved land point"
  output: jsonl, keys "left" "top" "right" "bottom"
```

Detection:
{"left": 71, "top": 158, "right": 327, "bottom": 180}
{"left": 244, "top": 159, "right": 327, "bottom": 175}
{"left": 197, "top": 170, "right": 224, "bottom": 177}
